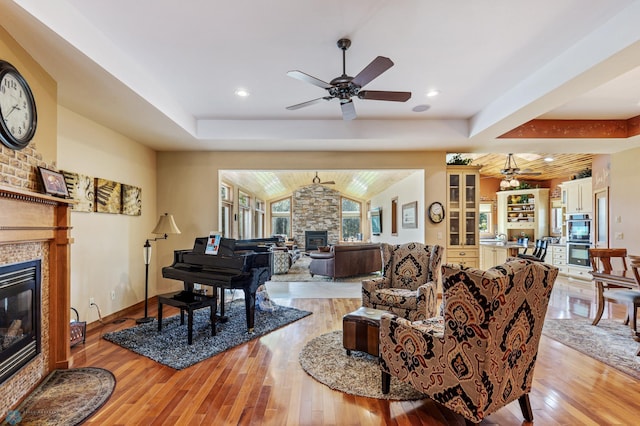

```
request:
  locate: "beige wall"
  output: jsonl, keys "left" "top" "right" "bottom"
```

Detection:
{"left": 57, "top": 107, "right": 157, "bottom": 323}
{"left": 156, "top": 150, "right": 447, "bottom": 290}
{"left": 610, "top": 146, "right": 640, "bottom": 254}
{"left": 0, "top": 25, "right": 57, "bottom": 164}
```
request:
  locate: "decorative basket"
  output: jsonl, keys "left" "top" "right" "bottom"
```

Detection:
{"left": 70, "top": 307, "right": 86, "bottom": 347}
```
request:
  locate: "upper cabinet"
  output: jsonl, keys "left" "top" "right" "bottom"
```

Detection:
{"left": 497, "top": 188, "right": 550, "bottom": 242}
{"left": 446, "top": 166, "right": 481, "bottom": 267}
{"left": 561, "top": 177, "right": 592, "bottom": 214}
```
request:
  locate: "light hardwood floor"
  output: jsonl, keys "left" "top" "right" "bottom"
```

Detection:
{"left": 72, "top": 276, "right": 640, "bottom": 425}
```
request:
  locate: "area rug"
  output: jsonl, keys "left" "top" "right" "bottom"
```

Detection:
{"left": 3, "top": 367, "right": 115, "bottom": 426}
{"left": 542, "top": 318, "right": 640, "bottom": 379}
{"left": 299, "top": 330, "right": 426, "bottom": 400}
{"left": 103, "top": 299, "right": 311, "bottom": 369}
{"left": 269, "top": 256, "right": 381, "bottom": 283}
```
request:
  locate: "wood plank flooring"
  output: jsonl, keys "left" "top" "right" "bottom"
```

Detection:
{"left": 71, "top": 277, "right": 640, "bottom": 425}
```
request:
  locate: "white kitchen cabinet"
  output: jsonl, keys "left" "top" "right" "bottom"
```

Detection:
{"left": 550, "top": 244, "right": 568, "bottom": 275}
{"left": 496, "top": 188, "right": 549, "bottom": 242}
{"left": 561, "top": 177, "right": 592, "bottom": 214}
{"left": 479, "top": 244, "right": 508, "bottom": 270}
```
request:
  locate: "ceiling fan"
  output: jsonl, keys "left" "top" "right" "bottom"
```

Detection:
{"left": 286, "top": 38, "right": 411, "bottom": 120}
{"left": 500, "top": 153, "right": 542, "bottom": 177}
{"left": 312, "top": 172, "right": 335, "bottom": 185}
{"left": 499, "top": 153, "right": 541, "bottom": 189}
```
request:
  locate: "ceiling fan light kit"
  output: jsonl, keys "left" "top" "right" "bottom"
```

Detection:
{"left": 498, "top": 153, "right": 541, "bottom": 189}
{"left": 286, "top": 38, "right": 411, "bottom": 120}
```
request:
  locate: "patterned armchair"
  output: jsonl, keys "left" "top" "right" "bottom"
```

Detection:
{"left": 380, "top": 259, "right": 558, "bottom": 424}
{"left": 362, "top": 242, "right": 442, "bottom": 321}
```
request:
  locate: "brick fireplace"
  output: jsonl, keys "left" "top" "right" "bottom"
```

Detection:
{"left": 0, "top": 186, "right": 72, "bottom": 417}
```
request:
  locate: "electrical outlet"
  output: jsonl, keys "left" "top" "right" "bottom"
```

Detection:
{"left": 89, "top": 297, "right": 95, "bottom": 307}
{"left": 615, "top": 232, "right": 624, "bottom": 240}
{"left": 110, "top": 290, "right": 116, "bottom": 300}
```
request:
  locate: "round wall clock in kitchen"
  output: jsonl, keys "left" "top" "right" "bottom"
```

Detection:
{"left": 427, "top": 201, "right": 445, "bottom": 223}
{"left": 0, "top": 60, "right": 37, "bottom": 150}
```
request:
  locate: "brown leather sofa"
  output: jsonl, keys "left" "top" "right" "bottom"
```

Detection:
{"left": 309, "top": 243, "right": 382, "bottom": 280}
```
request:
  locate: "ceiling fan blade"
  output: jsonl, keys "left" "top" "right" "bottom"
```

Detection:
{"left": 351, "top": 56, "right": 394, "bottom": 88}
{"left": 358, "top": 90, "right": 411, "bottom": 102}
{"left": 340, "top": 100, "right": 356, "bottom": 121}
{"left": 321, "top": 181, "right": 336, "bottom": 184}
{"left": 286, "top": 97, "right": 332, "bottom": 110}
{"left": 517, "top": 171, "right": 542, "bottom": 176}
{"left": 286, "top": 70, "right": 333, "bottom": 89}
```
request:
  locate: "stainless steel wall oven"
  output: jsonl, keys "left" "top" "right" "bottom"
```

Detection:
{"left": 566, "top": 213, "right": 592, "bottom": 267}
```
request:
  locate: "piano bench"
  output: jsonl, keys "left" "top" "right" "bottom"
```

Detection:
{"left": 157, "top": 291, "right": 217, "bottom": 345}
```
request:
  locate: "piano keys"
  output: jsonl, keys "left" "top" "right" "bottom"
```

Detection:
{"left": 161, "top": 237, "right": 272, "bottom": 333}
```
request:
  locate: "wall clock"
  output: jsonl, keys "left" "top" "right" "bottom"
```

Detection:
{"left": 0, "top": 60, "right": 37, "bottom": 150}
{"left": 427, "top": 201, "right": 445, "bottom": 224}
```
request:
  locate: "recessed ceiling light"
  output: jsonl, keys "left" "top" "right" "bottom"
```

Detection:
{"left": 412, "top": 104, "right": 430, "bottom": 112}
{"left": 544, "top": 157, "right": 554, "bottom": 162}
{"left": 235, "top": 88, "right": 250, "bottom": 97}
{"left": 426, "top": 89, "right": 440, "bottom": 98}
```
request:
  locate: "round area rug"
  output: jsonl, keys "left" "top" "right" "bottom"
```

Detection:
{"left": 5, "top": 367, "right": 115, "bottom": 425}
{"left": 299, "top": 330, "right": 426, "bottom": 400}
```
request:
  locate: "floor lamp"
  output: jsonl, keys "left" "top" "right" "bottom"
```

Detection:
{"left": 136, "top": 213, "right": 181, "bottom": 324}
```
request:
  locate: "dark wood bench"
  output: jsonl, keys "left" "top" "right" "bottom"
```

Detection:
{"left": 157, "top": 290, "right": 217, "bottom": 345}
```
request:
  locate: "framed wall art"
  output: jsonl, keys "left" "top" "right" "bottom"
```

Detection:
{"left": 38, "top": 167, "right": 70, "bottom": 198}
{"left": 402, "top": 201, "right": 418, "bottom": 229}
{"left": 61, "top": 170, "right": 94, "bottom": 212}
{"left": 121, "top": 184, "right": 142, "bottom": 216}
{"left": 95, "top": 178, "right": 121, "bottom": 213}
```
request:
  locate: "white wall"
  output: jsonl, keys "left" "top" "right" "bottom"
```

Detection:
{"left": 369, "top": 171, "right": 425, "bottom": 244}
{"left": 57, "top": 106, "right": 157, "bottom": 324}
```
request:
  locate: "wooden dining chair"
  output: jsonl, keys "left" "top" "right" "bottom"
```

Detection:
{"left": 589, "top": 248, "right": 640, "bottom": 332}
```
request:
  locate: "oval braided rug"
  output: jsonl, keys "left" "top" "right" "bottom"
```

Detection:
{"left": 4, "top": 367, "right": 115, "bottom": 425}
{"left": 299, "top": 330, "right": 426, "bottom": 400}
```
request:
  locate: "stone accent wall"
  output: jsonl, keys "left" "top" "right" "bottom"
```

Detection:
{"left": 0, "top": 141, "right": 56, "bottom": 417}
{"left": 292, "top": 184, "right": 340, "bottom": 250}
{"left": 0, "top": 242, "right": 50, "bottom": 417}
{"left": 0, "top": 143, "right": 55, "bottom": 192}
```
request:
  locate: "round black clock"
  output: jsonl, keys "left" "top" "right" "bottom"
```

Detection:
{"left": 428, "top": 201, "right": 445, "bottom": 224}
{"left": 0, "top": 60, "right": 37, "bottom": 150}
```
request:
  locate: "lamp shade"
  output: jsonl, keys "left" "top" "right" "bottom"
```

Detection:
{"left": 152, "top": 213, "right": 181, "bottom": 235}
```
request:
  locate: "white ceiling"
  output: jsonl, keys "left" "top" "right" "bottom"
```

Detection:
{"left": 2, "top": 0, "right": 640, "bottom": 156}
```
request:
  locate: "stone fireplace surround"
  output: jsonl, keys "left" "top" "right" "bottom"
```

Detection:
{"left": 0, "top": 186, "right": 72, "bottom": 417}
{"left": 292, "top": 184, "right": 340, "bottom": 251}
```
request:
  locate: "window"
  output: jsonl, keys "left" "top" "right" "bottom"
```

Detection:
{"left": 479, "top": 202, "right": 493, "bottom": 235}
{"left": 255, "top": 199, "right": 265, "bottom": 238}
{"left": 341, "top": 197, "right": 361, "bottom": 240}
{"left": 239, "top": 191, "right": 251, "bottom": 239}
{"left": 220, "top": 183, "right": 232, "bottom": 237}
{"left": 271, "top": 197, "right": 291, "bottom": 237}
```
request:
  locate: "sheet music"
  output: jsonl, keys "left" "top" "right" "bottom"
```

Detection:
{"left": 205, "top": 232, "right": 221, "bottom": 255}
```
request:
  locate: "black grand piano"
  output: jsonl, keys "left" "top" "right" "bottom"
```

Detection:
{"left": 161, "top": 237, "right": 272, "bottom": 333}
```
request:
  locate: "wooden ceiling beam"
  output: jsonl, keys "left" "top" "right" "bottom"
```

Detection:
{"left": 499, "top": 115, "right": 640, "bottom": 138}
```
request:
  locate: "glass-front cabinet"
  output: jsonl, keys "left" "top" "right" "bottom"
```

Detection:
{"left": 446, "top": 166, "right": 481, "bottom": 267}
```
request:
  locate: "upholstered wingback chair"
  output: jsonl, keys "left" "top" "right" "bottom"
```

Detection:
{"left": 379, "top": 259, "right": 558, "bottom": 424}
{"left": 361, "top": 242, "right": 442, "bottom": 321}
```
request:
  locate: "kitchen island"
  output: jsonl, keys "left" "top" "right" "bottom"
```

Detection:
{"left": 479, "top": 240, "right": 529, "bottom": 269}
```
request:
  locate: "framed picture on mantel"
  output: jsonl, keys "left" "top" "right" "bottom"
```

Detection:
{"left": 402, "top": 201, "right": 418, "bottom": 228}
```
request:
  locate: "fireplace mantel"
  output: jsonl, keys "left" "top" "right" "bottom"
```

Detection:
{"left": 0, "top": 184, "right": 73, "bottom": 371}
